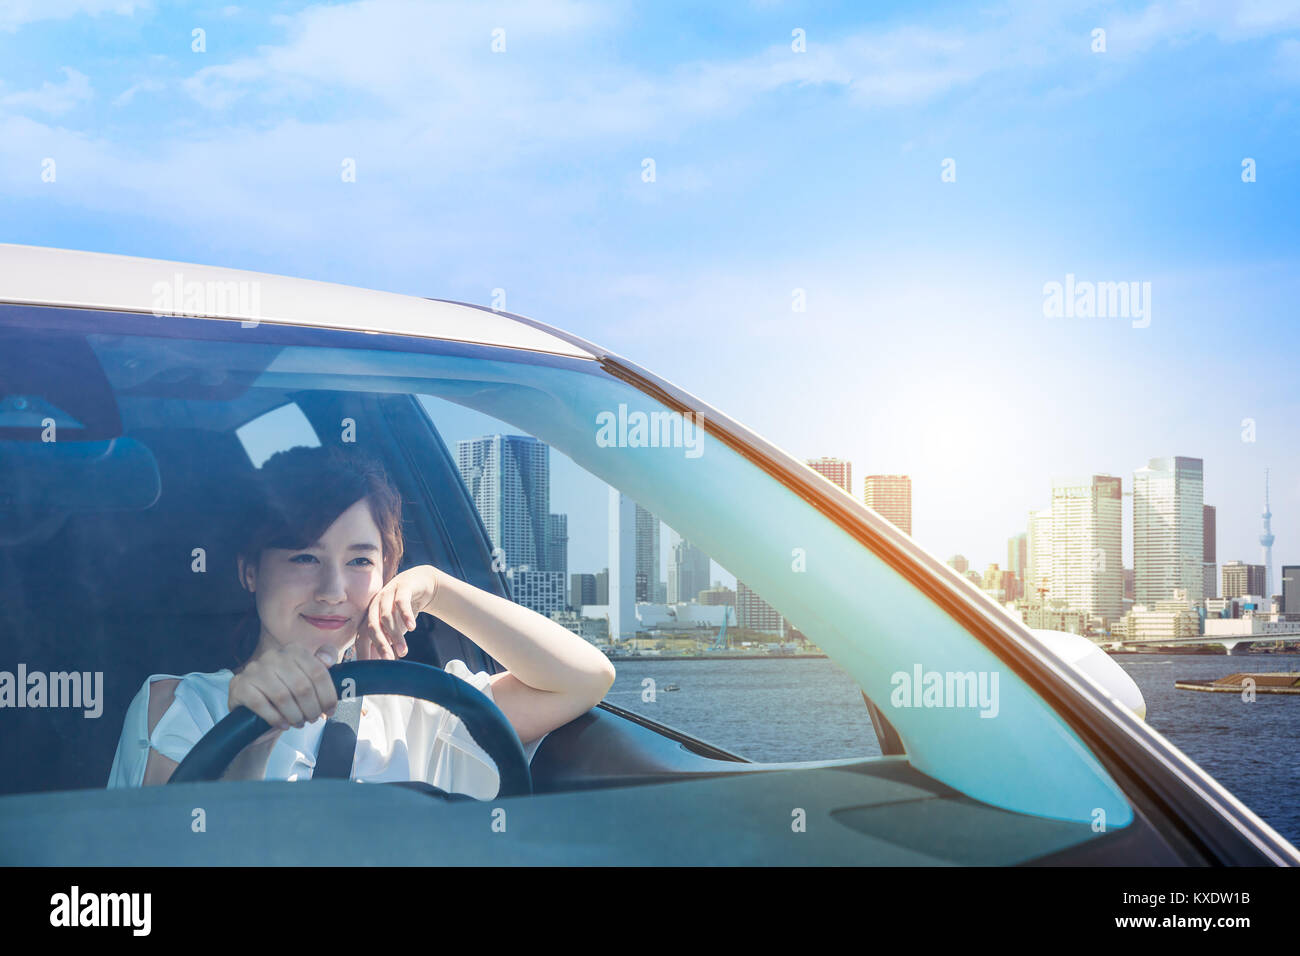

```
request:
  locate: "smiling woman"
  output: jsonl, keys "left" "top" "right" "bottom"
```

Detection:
{"left": 106, "top": 443, "right": 615, "bottom": 795}
{"left": 229, "top": 445, "right": 405, "bottom": 666}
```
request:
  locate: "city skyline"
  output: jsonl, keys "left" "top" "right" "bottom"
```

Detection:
{"left": 434, "top": 385, "right": 1293, "bottom": 619}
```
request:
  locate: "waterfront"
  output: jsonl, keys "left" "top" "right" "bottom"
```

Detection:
{"left": 604, "top": 653, "right": 1300, "bottom": 849}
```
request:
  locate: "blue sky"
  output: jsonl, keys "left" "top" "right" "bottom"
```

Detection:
{"left": 2, "top": 0, "right": 1298, "bottom": 583}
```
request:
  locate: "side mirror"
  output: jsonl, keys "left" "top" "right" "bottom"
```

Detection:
{"left": 1031, "top": 628, "right": 1147, "bottom": 721}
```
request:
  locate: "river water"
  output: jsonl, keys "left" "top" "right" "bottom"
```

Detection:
{"left": 604, "top": 652, "right": 1300, "bottom": 849}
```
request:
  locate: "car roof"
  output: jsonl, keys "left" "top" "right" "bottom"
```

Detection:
{"left": 0, "top": 243, "right": 597, "bottom": 360}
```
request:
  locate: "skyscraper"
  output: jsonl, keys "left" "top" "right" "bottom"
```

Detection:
{"left": 668, "top": 537, "right": 711, "bottom": 604}
{"left": 547, "top": 513, "right": 568, "bottom": 577}
{"left": 570, "top": 572, "right": 596, "bottom": 608}
{"left": 1026, "top": 508, "right": 1054, "bottom": 602}
{"left": 1007, "top": 532, "right": 1028, "bottom": 599}
{"left": 1050, "top": 475, "right": 1123, "bottom": 623}
{"left": 609, "top": 492, "right": 636, "bottom": 640}
{"left": 1282, "top": 565, "right": 1300, "bottom": 619}
{"left": 864, "top": 475, "right": 912, "bottom": 535}
{"left": 456, "top": 434, "right": 549, "bottom": 572}
{"left": 1203, "top": 504, "right": 1217, "bottom": 600}
{"left": 456, "top": 434, "right": 567, "bottom": 615}
{"left": 634, "top": 504, "right": 660, "bottom": 603}
{"left": 806, "top": 457, "right": 852, "bottom": 496}
{"left": 1134, "top": 456, "right": 1204, "bottom": 606}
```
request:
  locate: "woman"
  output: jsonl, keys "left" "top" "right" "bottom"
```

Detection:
{"left": 107, "top": 444, "right": 616, "bottom": 798}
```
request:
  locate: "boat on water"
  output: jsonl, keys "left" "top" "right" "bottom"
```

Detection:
{"left": 1176, "top": 673, "right": 1300, "bottom": 695}
{"left": 0, "top": 244, "right": 1294, "bottom": 865}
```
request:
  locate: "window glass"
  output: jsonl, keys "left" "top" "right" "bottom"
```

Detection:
{"left": 0, "top": 305, "right": 1133, "bottom": 840}
{"left": 419, "top": 394, "right": 882, "bottom": 763}
{"left": 235, "top": 401, "right": 320, "bottom": 467}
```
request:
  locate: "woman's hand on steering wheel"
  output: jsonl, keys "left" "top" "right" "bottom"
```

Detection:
{"left": 355, "top": 565, "right": 442, "bottom": 661}
{"left": 229, "top": 644, "right": 339, "bottom": 744}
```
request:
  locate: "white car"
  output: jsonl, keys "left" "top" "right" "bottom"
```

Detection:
{"left": 0, "top": 243, "right": 1294, "bottom": 865}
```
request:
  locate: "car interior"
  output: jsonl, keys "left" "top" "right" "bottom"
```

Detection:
{"left": 0, "top": 314, "right": 842, "bottom": 797}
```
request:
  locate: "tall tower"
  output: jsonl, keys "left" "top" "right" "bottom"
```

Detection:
{"left": 608, "top": 491, "right": 637, "bottom": 641}
{"left": 634, "top": 504, "right": 661, "bottom": 603}
{"left": 1050, "top": 475, "right": 1124, "bottom": 623}
{"left": 1027, "top": 508, "right": 1054, "bottom": 602}
{"left": 1133, "top": 456, "right": 1204, "bottom": 606}
{"left": 668, "top": 537, "right": 711, "bottom": 604}
{"left": 1202, "top": 504, "right": 1217, "bottom": 600}
{"left": 1260, "top": 469, "right": 1275, "bottom": 608}
{"left": 456, "top": 434, "right": 549, "bottom": 571}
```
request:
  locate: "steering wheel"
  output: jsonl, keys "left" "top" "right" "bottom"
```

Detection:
{"left": 168, "top": 660, "right": 532, "bottom": 797}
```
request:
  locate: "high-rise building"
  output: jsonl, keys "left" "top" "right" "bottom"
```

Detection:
{"left": 1026, "top": 508, "right": 1054, "bottom": 602}
{"left": 456, "top": 434, "right": 549, "bottom": 573}
{"left": 807, "top": 457, "right": 852, "bottom": 496}
{"left": 736, "top": 581, "right": 785, "bottom": 635}
{"left": 609, "top": 492, "right": 636, "bottom": 640}
{"left": 1134, "top": 456, "right": 1204, "bottom": 606}
{"left": 594, "top": 568, "right": 609, "bottom": 605}
{"left": 864, "top": 475, "right": 912, "bottom": 536}
{"left": 546, "top": 513, "right": 568, "bottom": 577}
{"left": 569, "top": 572, "right": 596, "bottom": 609}
{"left": 668, "top": 538, "right": 711, "bottom": 604}
{"left": 1222, "top": 561, "right": 1267, "bottom": 600}
{"left": 1282, "top": 566, "right": 1300, "bottom": 619}
{"left": 947, "top": 555, "right": 969, "bottom": 574}
{"left": 635, "top": 504, "right": 661, "bottom": 603}
{"left": 1260, "top": 470, "right": 1276, "bottom": 607}
{"left": 504, "top": 568, "right": 566, "bottom": 617}
{"left": 1007, "top": 532, "right": 1028, "bottom": 598}
{"left": 1050, "top": 475, "right": 1124, "bottom": 623}
{"left": 1203, "top": 504, "right": 1217, "bottom": 600}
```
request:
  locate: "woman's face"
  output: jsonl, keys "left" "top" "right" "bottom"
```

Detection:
{"left": 241, "top": 497, "right": 384, "bottom": 657}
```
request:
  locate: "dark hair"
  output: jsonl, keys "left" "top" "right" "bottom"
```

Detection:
{"left": 230, "top": 445, "right": 404, "bottom": 664}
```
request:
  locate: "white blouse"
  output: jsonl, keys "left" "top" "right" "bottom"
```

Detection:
{"left": 107, "top": 659, "right": 545, "bottom": 799}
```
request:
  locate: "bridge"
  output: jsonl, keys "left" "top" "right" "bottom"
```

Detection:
{"left": 1108, "top": 628, "right": 1300, "bottom": 656}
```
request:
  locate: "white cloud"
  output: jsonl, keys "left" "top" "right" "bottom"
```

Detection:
{"left": 111, "top": 78, "right": 165, "bottom": 107}
{"left": 0, "top": 0, "right": 148, "bottom": 32}
{"left": 0, "top": 67, "right": 93, "bottom": 115}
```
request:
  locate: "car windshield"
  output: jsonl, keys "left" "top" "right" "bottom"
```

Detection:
{"left": 0, "top": 303, "right": 1134, "bottom": 842}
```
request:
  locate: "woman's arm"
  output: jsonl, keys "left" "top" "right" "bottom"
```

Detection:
{"left": 140, "top": 677, "right": 290, "bottom": 784}
{"left": 431, "top": 571, "right": 615, "bottom": 696}
{"left": 359, "top": 566, "right": 616, "bottom": 744}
